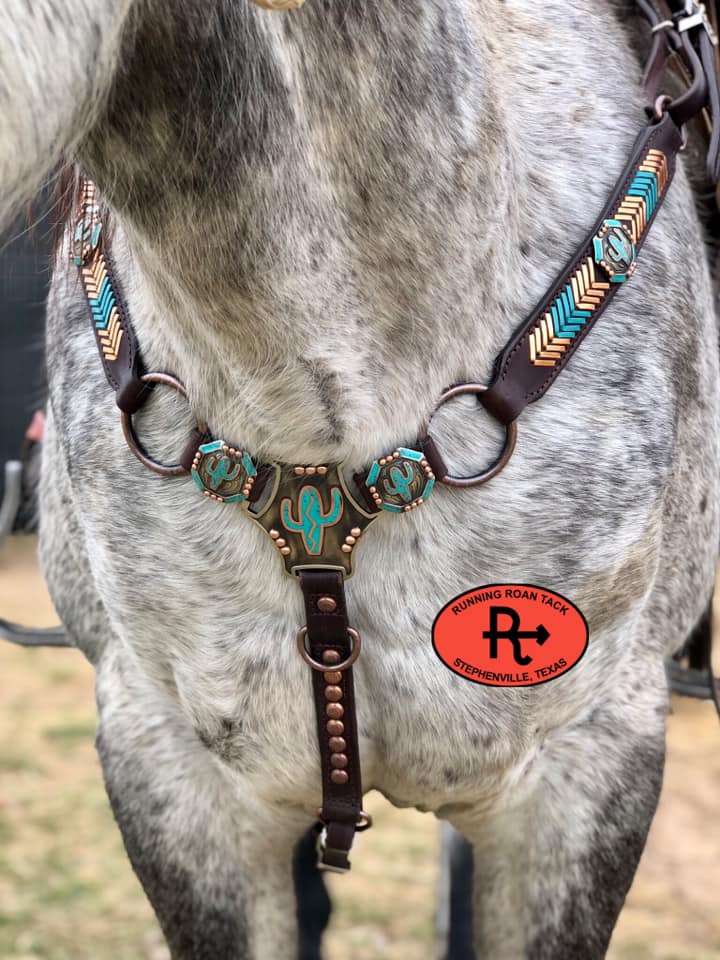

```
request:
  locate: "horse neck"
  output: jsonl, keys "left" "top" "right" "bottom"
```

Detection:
{"left": 78, "top": 1, "right": 628, "bottom": 464}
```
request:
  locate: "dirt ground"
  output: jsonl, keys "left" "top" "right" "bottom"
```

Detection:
{"left": 1, "top": 534, "right": 719, "bottom": 960}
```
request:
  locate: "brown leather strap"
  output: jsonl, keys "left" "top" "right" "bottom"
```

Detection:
{"left": 74, "top": 182, "right": 150, "bottom": 415}
{"left": 298, "top": 569, "right": 367, "bottom": 872}
{"left": 638, "top": 0, "right": 720, "bottom": 181}
{"left": 481, "top": 113, "right": 683, "bottom": 426}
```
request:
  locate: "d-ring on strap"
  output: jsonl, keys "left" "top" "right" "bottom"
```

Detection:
{"left": 298, "top": 569, "right": 369, "bottom": 872}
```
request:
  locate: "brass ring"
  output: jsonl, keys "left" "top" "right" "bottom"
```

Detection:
{"left": 355, "top": 811, "right": 373, "bottom": 832}
{"left": 296, "top": 627, "right": 361, "bottom": 673}
{"left": 421, "top": 383, "right": 517, "bottom": 488}
{"left": 120, "top": 373, "right": 207, "bottom": 478}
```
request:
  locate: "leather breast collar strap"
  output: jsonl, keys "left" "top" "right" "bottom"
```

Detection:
{"left": 71, "top": 4, "right": 718, "bottom": 872}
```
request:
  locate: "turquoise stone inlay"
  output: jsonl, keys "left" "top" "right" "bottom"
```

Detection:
{"left": 191, "top": 440, "right": 256, "bottom": 503}
{"left": 366, "top": 447, "right": 435, "bottom": 513}
{"left": 593, "top": 219, "right": 637, "bottom": 284}
{"left": 280, "top": 485, "right": 344, "bottom": 555}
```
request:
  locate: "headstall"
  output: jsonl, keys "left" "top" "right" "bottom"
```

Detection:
{"left": 70, "top": 2, "right": 719, "bottom": 871}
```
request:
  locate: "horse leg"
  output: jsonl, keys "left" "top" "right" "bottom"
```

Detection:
{"left": 456, "top": 701, "right": 666, "bottom": 960}
{"left": 95, "top": 653, "right": 307, "bottom": 960}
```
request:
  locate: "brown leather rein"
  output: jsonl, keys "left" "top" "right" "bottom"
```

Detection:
{"left": 70, "top": 2, "right": 720, "bottom": 871}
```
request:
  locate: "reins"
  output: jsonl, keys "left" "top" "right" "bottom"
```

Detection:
{"left": 34, "top": 0, "right": 720, "bottom": 870}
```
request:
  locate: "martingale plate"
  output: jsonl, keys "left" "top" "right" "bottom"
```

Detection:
{"left": 247, "top": 464, "right": 379, "bottom": 578}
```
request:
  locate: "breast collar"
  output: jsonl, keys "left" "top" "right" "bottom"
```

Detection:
{"left": 69, "top": 2, "right": 718, "bottom": 872}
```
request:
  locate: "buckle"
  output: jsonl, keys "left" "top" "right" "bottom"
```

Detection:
{"left": 316, "top": 827, "right": 351, "bottom": 874}
{"left": 676, "top": 1, "right": 718, "bottom": 45}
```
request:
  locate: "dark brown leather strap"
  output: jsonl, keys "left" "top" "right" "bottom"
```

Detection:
{"left": 481, "top": 112, "right": 683, "bottom": 426}
{"left": 638, "top": 0, "right": 720, "bottom": 181}
{"left": 298, "top": 569, "right": 367, "bottom": 872}
{"left": 74, "top": 181, "right": 150, "bottom": 415}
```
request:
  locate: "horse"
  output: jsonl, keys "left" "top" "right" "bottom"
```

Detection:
{"left": 1, "top": 1, "right": 718, "bottom": 957}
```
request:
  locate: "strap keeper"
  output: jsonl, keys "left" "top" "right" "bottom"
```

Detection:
{"left": 115, "top": 377, "right": 152, "bottom": 415}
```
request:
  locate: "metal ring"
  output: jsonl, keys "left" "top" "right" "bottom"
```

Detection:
{"left": 653, "top": 94, "right": 674, "bottom": 121}
{"left": 296, "top": 626, "right": 361, "bottom": 672}
{"left": 355, "top": 811, "right": 373, "bottom": 832}
{"left": 120, "top": 373, "right": 207, "bottom": 477}
{"left": 421, "top": 383, "right": 517, "bottom": 488}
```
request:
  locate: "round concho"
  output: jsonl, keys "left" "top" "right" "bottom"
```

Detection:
{"left": 593, "top": 220, "right": 637, "bottom": 283}
{"left": 365, "top": 447, "right": 435, "bottom": 513}
{"left": 191, "top": 440, "right": 257, "bottom": 503}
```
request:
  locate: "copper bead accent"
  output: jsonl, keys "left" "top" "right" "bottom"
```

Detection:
{"left": 350, "top": 527, "right": 361, "bottom": 538}
{"left": 328, "top": 736, "right": 347, "bottom": 753}
{"left": 317, "top": 596, "right": 337, "bottom": 614}
{"left": 330, "top": 770, "right": 349, "bottom": 785}
{"left": 323, "top": 671, "right": 342, "bottom": 684}
{"left": 325, "top": 685, "right": 343, "bottom": 702}
{"left": 330, "top": 754, "right": 348, "bottom": 769}
{"left": 326, "top": 703, "right": 344, "bottom": 720}
{"left": 322, "top": 650, "right": 341, "bottom": 665}
{"left": 326, "top": 720, "right": 345, "bottom": 736}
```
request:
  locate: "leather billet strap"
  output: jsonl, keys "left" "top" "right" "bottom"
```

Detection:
{"left": 298, "top": 569, "right": 368, "bottom": 871}
{"left": 480, "top": 113, "right": 683, "bottom": 426}
{"left": 638, "top": 0, "right": 720, "bottom": 181}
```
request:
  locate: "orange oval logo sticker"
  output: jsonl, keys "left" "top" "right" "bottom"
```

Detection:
{"left": 432, "top": 584, "right": 588, "bottom": 687}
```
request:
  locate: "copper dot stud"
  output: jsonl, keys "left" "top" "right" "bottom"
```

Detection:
{"left": 325, "top": 685, "right": 343, "bottom": 702}
{"left": 280, "top": 547, "right": 291, "bottom": 556}
{"left": 345, "top": 536, "right": 356, "bottom": 546}
{"left": 330, "top": 753, "right": 348, "bottom": 769}
{"left": 269, "top": 530, "right": 280, "bottom": 540}
{"left": 326, "top": 703, "right": 344, "bottom": 719}
{"left": 351, "top": 527, "right": 361, "bottom": 538}
{"left": 323, "top": 650, "right": 341, "bottom": 665}
{"left": 306, "top": 466, "right": 317, "bottom": 475}
{"left": 331, "top": 770, "right": 349, "bottom": 785}
{"left": 317, "top": 466, "right": 328, "bottom": 475}
{"left": 328, "top": 736, "right": 347, "bottom": 753}
{"left": 276, "top": 538, "right": 286, "bottom": 548}
{"left": 327, "top": 720, "right": 344, "bottom": 736}
{"left": 324, "top": 671, "right": 342, "bottom": 684}
{"left": 317, "top": 596, "right": 337, "bottom": 614}
{"left": 294, "top": 466, "right": 305, "bottom": 476}
{"left": 341, "top": 545, "right": 353, "bottom": 554}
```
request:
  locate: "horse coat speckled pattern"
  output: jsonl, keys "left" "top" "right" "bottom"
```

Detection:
{"left": 1, "top": 2, "right": 718, "bottom": 958}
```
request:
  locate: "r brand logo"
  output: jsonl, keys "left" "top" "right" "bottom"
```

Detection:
{"left": 432, "top": 584, "right": 588, "bottom": 687}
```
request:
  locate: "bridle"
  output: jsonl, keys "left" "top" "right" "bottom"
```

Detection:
{"left": 69, "top": 1, "right": 720, "bottom": 871}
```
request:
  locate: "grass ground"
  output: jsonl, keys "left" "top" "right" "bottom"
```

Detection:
{"left": 1, "top": 534, "right": 719, "bottom": 959}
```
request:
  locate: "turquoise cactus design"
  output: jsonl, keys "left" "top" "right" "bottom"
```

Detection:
{"left": 281, "top": 485, "right": 344, "bottom": 555}
{"left": 205, "top": 454, "right": 242, "bottom": 491}
{"left": 383, "top": 463, "right": 415, "bottom": 503}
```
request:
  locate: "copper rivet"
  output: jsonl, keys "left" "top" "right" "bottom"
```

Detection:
{"left": 269, "top": 530, "right": 280, "bottom": 539}
{"left": 328, "top": 736, "right": 347, "bottom": 753}
{"left": 317, "top": 466, "right": 328, "bottom": 475}
{"left": 306, "top": 466, "right": 316, "bottom": 475}
{"left": 324, "top": 671, "right": 342, "bottom": 684}
{"left": 276, "top": 538, "right": 286, "bottom": 547}
{"left": 351, "top": 527, "right": 361, "bottom": 537}
{"left": 327, "top": 720, "right": 345, "bottom": 735}
{"left": 331, "top": 770, "right": 349, "bottom": 785}
{"left": 325, "top": 685, "right": 343, "bottom": 702}
{"left": 323, "top": 650, "right": 341, "bottom": 665}
{"left": 280, "top": 547, "right": 291, "bottom": 556}
{"left": 330, "top": 753, "right": 348, "bottom": 770}
{"left": 294, "top": 467, "right": 305, "bottom": 475}
{"left": 345, "top": 536, "right": 356, "bottom": 545}
{"left": 317, "top": 596, "right": 337, "bottom": 614}
{"left": 326, "top": 703, "right": 344, "bottom": 719}
{"left": 341, "top": 545, "right": 353, "bottom": 553}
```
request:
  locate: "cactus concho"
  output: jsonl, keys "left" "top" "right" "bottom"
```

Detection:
{"left": 247, "top": 464, "right": 378, "bottom": 577}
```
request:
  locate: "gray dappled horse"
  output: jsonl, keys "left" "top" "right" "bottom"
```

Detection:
{"left": 1, "top": 2, "right": 718, "bottom": 958}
